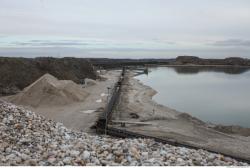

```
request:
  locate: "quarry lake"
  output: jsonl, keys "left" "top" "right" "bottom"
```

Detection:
{"left": 135, "top": 66, "right": 250, "bottom": 128}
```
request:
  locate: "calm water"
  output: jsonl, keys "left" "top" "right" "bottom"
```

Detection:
{"left": 135, "top": 66, "right": 250, "bottom": 128}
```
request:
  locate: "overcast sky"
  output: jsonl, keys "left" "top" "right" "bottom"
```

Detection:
{"left": 0, "top": 0, "right": 250, "bottom": 58}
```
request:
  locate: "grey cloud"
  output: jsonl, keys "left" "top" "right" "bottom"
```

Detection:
{"left": 151, "top": 38, "right": 176, "bottom": 45}
{"left": 13, "top": 40, "right": 90, "bottom": 47}
{"left": 210, "top": 39, "right": 250, "bottom": 47}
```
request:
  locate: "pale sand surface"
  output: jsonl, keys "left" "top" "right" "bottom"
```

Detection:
{"left": 112, "top": 71, "right": 250, "bottom": 161}
{"left": 3, "top": 70, "right": 120, "bottom": 133}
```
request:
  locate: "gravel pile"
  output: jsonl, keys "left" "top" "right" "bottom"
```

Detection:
{"left": 0, "top": 101, "right": 249, "bottom": 166}
{"left": 8, "top": 74, "right": 89, "bottom": 108}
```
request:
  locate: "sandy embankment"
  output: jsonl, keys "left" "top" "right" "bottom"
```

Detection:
{"left": 112, "top": 71, "right": 250, "bottom": 161}
{"left": 3, "top": 70, "right": 121, "bottom": 132}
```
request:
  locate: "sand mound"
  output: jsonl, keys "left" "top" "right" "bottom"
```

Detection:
{"left": 9, "top": 73, "right": 89, "bottom": 107}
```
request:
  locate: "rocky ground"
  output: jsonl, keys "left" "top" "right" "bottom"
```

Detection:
{"left": 0, "top": 101, "right": 249, "bottom": 166}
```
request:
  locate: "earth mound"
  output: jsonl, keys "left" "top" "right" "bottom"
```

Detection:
{"left": 8, "top": 74, "right": 89, "bottom": 108}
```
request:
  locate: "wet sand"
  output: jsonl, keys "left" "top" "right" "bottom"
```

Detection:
{"left": 112, "top": 71, "right": 250, "bottom": 161}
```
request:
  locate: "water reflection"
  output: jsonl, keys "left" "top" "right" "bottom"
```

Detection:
{"left": 136, "top": 67, "right": 250, "bottom": 128}
{"left": 171, "top": 66, "right": 250, "bottom": 75}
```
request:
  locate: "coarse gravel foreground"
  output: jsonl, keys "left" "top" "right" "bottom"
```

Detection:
{"left": 0, "top": 101, "right": 249, "bottom": 166}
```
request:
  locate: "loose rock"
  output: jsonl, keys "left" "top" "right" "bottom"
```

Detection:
{"left": 0, "top": 102, "right": 248, "bottom": 166}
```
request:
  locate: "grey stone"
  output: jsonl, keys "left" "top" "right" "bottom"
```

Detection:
{"left": 83, "top": 150, "right": 90, "bottom": 160}
{"left": 63, "top": 157, "right": 72, "bottom": 165}
{"left": 70, "top": 150, "right": 80, "bottom": 157}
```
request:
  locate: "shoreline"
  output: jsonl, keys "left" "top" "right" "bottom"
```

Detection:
{"left": 113, "top": 70, "right": 250, "bottom": 161}
{"left": 134, "top": 72, "right": 250, "bottom": 133}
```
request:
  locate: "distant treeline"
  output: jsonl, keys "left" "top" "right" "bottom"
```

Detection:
{"left": 88, "top": 56, "right": 250, "bottom": 69}
{"left": 88, "top": 58, "right": 174, "bottom": 69}
{"left": 174, "top": 56, "right": 250, "bottom": 66}
{"left": 171, "top": 66, "right": 250, "bottom": 75}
